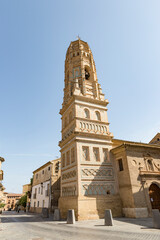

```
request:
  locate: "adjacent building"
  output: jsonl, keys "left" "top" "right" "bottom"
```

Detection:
{"left": 30, "top": 158, "right": 60, "bottom": 213}
{"left": 5, "top": 193, "right": 22, "bottom": 210}
{"left": 112, "top": 138, "right": 160, "bottom": 218}
{"left": 22, "top": 183, "right": 32, "bottom": 211}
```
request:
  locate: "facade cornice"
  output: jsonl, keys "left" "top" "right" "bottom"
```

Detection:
{"left": 111, "top": 142, "right": 160, "bottom": 154}
{"left": 59, "top": 131, "right": 113, "bottom": 148}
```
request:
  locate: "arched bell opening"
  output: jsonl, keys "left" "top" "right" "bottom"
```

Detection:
{"left": 84, "top": 66, "right": 90, "bottom": 80}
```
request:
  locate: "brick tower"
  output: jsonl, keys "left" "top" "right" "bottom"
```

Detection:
{"left": 59, "top": 39, "right": 122, "bottom": 220}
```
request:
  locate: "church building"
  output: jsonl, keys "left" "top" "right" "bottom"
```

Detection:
{"left": 58, "top": 39, "right": 160, "bottom": 220}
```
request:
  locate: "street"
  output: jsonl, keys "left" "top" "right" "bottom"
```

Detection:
{"left": 0, "top": 211, "right": 160, "bottom": 240}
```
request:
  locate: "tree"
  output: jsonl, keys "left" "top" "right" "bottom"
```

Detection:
{"left": 0, "top": 200, "right": 5, "bottom": 209}
{"left": 18, "top": 194, "right": 27, "bottom": 208}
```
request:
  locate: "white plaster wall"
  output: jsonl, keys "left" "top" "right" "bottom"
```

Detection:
{"left": 31, "top": 180, "right": 50, "bottom": 208}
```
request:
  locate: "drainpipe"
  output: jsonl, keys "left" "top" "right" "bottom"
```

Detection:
{"left": 48, "top": 176, "right": 51, "bottom": 212}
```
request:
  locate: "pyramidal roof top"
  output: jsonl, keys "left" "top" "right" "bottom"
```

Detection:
{"left": 66, "top": 38, "right": 90, "bottom": 55}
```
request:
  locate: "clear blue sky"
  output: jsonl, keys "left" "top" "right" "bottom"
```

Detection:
{"left": 0, "top": 0, "right": 159, "bottom": 193}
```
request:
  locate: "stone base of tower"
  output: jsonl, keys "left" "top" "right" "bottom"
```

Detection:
{"left": 59, "top": 195, "right": 122, "bottom": 221}
{"left": 77, "top": 195, "right": 122, "bottom": 220}
{"left": 58, "top": 196, "right": 78, "bottom": 220}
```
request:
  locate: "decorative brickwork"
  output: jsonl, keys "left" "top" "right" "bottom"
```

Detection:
{"left": 62, "top": 170, "right": 76, "bottom": 180}
{"left": 82, "top": 183, "right": 114, "bottom": 195}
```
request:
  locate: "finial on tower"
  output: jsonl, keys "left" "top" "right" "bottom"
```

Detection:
{"left": 77, "top": 35, "right": 80, "bottom": 40}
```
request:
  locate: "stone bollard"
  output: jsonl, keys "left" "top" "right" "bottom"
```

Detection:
{"left": 67, "top": 209, "right": 75, "bottom": 224}
{"left": 152, "top": 209, "right": 160, "bottom": 229}
{"left": 42, "top": 208, "right": 49, "bottom": 218}
{"left": 104, "top": 209, "right": 113, "bottom": 226}
{"left": 53, "top": 209, "right": 61, "bottom": 221}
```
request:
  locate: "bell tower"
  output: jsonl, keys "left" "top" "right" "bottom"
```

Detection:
{"left": 59, "top": 39, "right": 122, "bottom": 220}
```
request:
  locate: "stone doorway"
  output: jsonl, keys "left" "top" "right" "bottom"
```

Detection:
{"left": 149, "top": 183, "right": 160, "bottom": 211}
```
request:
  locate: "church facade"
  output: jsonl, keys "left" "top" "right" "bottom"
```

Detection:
{"left": 58, "top": 39, "right": 160, "bottom": 220}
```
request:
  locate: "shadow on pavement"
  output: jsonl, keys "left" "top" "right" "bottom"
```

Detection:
{"left": 0, "top": 211, "right": 57, "bottom": 223}
{"left": 113, "top": 217, "right": 153, "bottom": 228}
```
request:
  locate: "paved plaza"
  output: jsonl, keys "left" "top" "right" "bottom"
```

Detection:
{"left": 0, "top": 211, "right": 160, "bottom": 240}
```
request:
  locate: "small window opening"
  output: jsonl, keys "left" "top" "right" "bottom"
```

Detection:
{"left": 118, "top": 159, "right": 124, "bottom": 171}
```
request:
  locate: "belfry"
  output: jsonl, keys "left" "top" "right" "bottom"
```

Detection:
{"left": 59, "top": 39, "right": 122, "bottom": 220}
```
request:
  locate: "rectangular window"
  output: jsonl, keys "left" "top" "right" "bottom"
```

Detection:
{"left": 93, "top": 147, "right": 100, "bottom": 162}
{"left": 42, "top": 200, "right": 45, "bottom": 208}
{"left": 37, "top": 201, "right": 39, "bottom": 207}
{"left": 62, "top": 153, "right": 65, "bottom": 168}
{"left": 48, "top": 166, "right": 50, "bottom": 171}
{"left": 36, "top": 174, "right": 38, "bottom": 179}
{"left": 71, "top": 147, "right": 75, "bottom": 163}
{"left": 41, "top": 185, "right": 43, "bottom": 195}
{"left": 82, "top": 146, "right": 90, "bottom": 161}
{"left": 42, "top": 170, "right": 44, "bottom": 174}
{"left": 118, "top": 159, "right": 124, "bottom": 171}
{"left": 103, "top": 148, "right": 108, "bottom": 162}
{"left": 66, "top": 150, "right": 70, "bottom": 165}
{"left": 38, "top": 187, "right": 40, "bottom": 194}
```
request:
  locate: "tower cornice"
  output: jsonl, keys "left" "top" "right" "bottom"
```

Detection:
{"left": 60, "top": 95, "right": 109, "bottom": 115}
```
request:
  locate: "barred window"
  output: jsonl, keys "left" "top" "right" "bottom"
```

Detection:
{"left": 93, "top": 147, "right": 100, "bottom": 162}
{"left": 103, "top": 148, "right": 108, "bottom": 162}
{"left": 62, "top": 154, "right": 65, "bottom": 168}
{"left": 82, "top": 146, "right": 90, "bottom": 161}
{"left": 66, "top": 150, "right": 70, "bottom": 165}
{"left": 71, "top": 147, "right": 75, "bottom": 163}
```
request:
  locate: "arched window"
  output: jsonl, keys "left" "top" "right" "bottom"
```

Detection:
{"left": 84, "top": 108, "right": 90, "bottom": 119}
{"left": 95, "top": 111, "right": 101, "bottom": 121}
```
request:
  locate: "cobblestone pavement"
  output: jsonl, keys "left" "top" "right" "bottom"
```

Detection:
{"left": 0, "top": 211, "right": 160, "bottom": 240}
